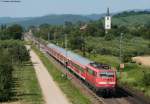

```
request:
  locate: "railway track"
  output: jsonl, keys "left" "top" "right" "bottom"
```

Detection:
{"left": 36, "top": 46, "right": 149, "bottom": 104}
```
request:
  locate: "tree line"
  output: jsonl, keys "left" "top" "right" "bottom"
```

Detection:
{"left": 0, "top": 24, "right": 30, "bottom": 101}
{"left": 0, "top": 24, "right": 23, "bottom": 40}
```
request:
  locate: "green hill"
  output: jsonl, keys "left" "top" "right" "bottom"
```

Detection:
{"left": 112, "top": 11, "right": 150, "bottom": 26}
{"left": 0, "top": 10, "right": 149, "bottom": 27}
{"left": 0, "top": 14, "right": 103, "bottom": 27}
{"left": 16, "top": 14, "right": 91, "bottom": 27}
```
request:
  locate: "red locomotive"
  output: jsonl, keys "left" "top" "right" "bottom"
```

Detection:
{"left": 45, "top": 43, "right": 117, "bottom": 93}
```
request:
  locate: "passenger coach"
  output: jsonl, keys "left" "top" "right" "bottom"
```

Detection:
{"left": 45, "top": 43, "right": 117, "bottom": 93}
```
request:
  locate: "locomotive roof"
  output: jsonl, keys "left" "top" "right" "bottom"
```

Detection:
{"left": 47, "top": 43, "right": 92, "bottom": 66}
{"left": 90, "top": 62, "right": 110, "bottom": 70}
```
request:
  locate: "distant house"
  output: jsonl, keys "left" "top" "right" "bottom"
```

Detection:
{"left": 80, "top": 24, "right": 88, "bottom": 31}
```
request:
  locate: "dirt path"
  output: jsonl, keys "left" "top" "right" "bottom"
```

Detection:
{"left": 132, "top": 56, "right": 150, "bottom": 67}
{"left": 27, "top": 45, "right": 70, "bottom": 104}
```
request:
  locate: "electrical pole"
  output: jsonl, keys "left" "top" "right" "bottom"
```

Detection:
{"left": 65, "top": 33, "right": 68, "bottom": 78}
{"left": 119, "top": 33, "right": 124, "bottom": 77}
{"left": 120, "top": 33, "right": 123, "bottom": 63}
{"left": 48, "top": 32, "right": 50, "bottom": 41}
{"left": 65, "top": 33, "right": 68, "bottom": 61}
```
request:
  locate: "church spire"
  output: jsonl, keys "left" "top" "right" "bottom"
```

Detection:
{"left": 105, "top": 8, "right": 111, "bottom": 32}
{"left": 107, "top": 8, "right": 110, "bottom": 16}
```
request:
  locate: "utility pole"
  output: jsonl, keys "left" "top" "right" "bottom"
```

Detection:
{"left": 120, "top": 33, "right": 123, "bottom": 63}
{"left": 48, "top": 32, "right": 50, "bottom": 41}
{"left": 119, "top": 33, "right": 124, "bottom": 77}
{"left": 65, "top": 33, "right": 68, "bottom": 60}
{"left": 65, "top": 33, "right": 68, "bottom": 76}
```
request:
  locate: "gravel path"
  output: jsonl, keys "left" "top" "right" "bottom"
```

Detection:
{"left": 28, "top": 46, "right": 70, "bottom": 104}
{"left": 132, "top": 56, "right": 150, "bottom": 67}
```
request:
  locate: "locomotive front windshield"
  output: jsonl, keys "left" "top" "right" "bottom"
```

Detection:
{"left": 100, "top": 72, "right": 114, "bottom": 78}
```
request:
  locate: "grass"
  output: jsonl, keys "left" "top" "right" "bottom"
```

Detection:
{"left": 32, "top": 46, "right": 91, "bottom": 104}
{"left": 119, "top": 63, "right": 150, "bottom": 97}
{"left": 85, "top": 36, "right": 150, "bottom": 56}
{"left": 87, "top": 54, "right": 120, "bottom": 67}
{"left": 11, "top": 62, "right": 44, "bottom": 104}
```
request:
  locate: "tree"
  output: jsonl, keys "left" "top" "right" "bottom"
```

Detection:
{"left": 7, "top": 24, "right": 23, "bottom": 40}
{"left": 0, "top": 50, "right": 13, "bottom": 101}
{"left": 104, "top": 33, "right": 114, "bottom": 41}
{"left": 142, "top": 72, "right": 150, "bottom": 86}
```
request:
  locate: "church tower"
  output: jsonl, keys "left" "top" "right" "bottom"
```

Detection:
{"left": 105, "top": 8, "right": 111, "bottom": 33}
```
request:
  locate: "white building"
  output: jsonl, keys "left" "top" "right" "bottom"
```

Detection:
{"left": 105, "top": 8, "right": 111, "bottom": 31}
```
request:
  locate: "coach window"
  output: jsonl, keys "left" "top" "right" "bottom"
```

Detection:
{"left": 88, "top": 68, "right": 94, "bottom": 75}
{"left": 79, "top": 66, "right": 83, "bottom": 72}
{"left": 74, "top": 64, "right": 83, "bottom": 72}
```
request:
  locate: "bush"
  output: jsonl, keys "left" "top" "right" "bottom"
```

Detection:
{"left": 104, "top": 33, "right": 114, "bottom": 41}
{"left": 0, "top": 40, "right": 30, "bottom": 63}
{"left": 142, "top": 72, "right": 150, "bottom": 86}
{"left": 99, "top": 48, "right": 112, "bottom": 55}
{"left": 0, "top": 24, "right": 23, "bottom": 40}
{"left": 0, "top": 50, "right": 13, "bottom": 101}
{"left": 123, "top": 54, "right": 132, "bottom": 62}
{"left": 148, "top": 43, "right": 150, "bottom": 48}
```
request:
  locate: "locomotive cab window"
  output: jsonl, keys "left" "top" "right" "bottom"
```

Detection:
{"left": 100, "top": 72, "right": 114, "bottom": 78}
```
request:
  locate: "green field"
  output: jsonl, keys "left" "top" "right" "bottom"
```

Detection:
{"left": 120, "top": 63, "right": 150, "bottom": 97}
{"left": 11, "top": 62, "right": 44, "bottom": 104}
{"left": 32, "top": 46, "right": 91, "bottom": 104}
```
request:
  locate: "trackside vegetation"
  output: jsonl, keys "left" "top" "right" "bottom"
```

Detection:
{"left": 120, "top": 64, "right": 150, "bottom": 97}
{"left": 0, "top": 50, "right": 13, "bottom": 101}
{"left": 32, "top": 46, "right": 91, "bottom": 104}
{"left": 12, "top": 62, "right": 44, "bottom": 104}
{"left": 0, "top": 40, "right": 30, "bottom": 101}
{"left": 0, "top": 24, "right": 44, "bottom": 103}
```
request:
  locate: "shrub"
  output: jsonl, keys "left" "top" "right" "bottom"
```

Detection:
{"left": 0, "top": 50, "right": 13, "bottom": 101}
{"left": 104, "top": 33, "right": 114, "bottom": 41}
{"left": 0, "top": 40, "right": 30, "bottom": 101}
{"left": 142, "top": 72, "right": 150, "bottom": 86}
{"left": 0, "top": 40, "right": 30, "bottom": 63}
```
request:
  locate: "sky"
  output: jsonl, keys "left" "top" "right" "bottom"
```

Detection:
{"left": 0, "top": 0, "right": 150, "bottom": 17}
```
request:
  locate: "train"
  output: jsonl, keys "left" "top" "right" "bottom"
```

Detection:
{"left": 44, "top": 43, "right": 117, "bottom": 93}
{"left": 27, "top": 33, "right": 117, "bottom": 93}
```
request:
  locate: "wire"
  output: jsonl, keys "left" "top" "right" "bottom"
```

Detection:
{"left": 0, "top": 0, "right": 21, "bottom": 2}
